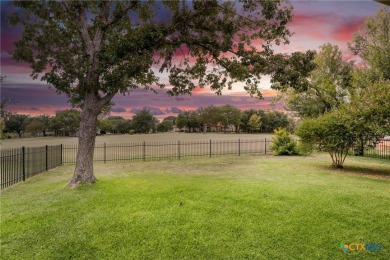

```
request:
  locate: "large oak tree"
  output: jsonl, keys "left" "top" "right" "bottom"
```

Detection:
{"left": 10, "top": 0, "right": 295, "bottom": 186}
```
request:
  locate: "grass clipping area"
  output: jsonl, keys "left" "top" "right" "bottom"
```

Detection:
{"left": 1, "top": 154, "right": 389, "bottom": 259}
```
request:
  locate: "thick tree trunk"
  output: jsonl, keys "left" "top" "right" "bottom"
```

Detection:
{"left": 69, "top": 106, "right": 100, "bottom": 186}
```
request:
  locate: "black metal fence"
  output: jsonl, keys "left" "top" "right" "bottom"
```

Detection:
{"left": 1, "top": 138, "right": 389, "bottom": 190}
{"left": 1, "top": 145, "right": 62, "bottom": 189}
{"left": 1, "top": 139, "right": 271, "bottom": 189}
{"left": 353, "top": 139, "right": 390, "bottom": 160}
{"left": 62, "top": 139, "right": 272, "bottom": 164}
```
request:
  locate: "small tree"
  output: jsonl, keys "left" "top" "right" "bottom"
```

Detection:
{"left": 296, "top": 111, "right": 355, "bottom": 168}
{"left": 271, "top": 128, "right": 298, "bottom": 155}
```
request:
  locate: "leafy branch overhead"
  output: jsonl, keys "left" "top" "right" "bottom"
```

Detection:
{"left": 10, "top": 0, "right": 294, "bottom": 108}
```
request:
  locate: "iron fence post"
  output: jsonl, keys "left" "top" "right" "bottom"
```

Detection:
{"left": 22, "top": 146, "right": 26, "bottom": 181}
{"left": 46, "top": 145, "right": 48, "bottom": 171}
{"left": 265, "top": 138, "right": 267, "bottom": 154}
{"left": 60, "top": 144, "right": 63, "bottom": 165}
{"left": 104, "top": 143, "right": 107, "bottom": 163}
{"left": 209, "top": 139, "right": 212, "bottom": 157}
{"left": 178, "top": 140, "right": 181, "bottom": 159}
{"left": 238, "top": 139, "right": 240, "bottom": 156}
{"left": 143, "top": 141, "right": 146, "bottom": 161}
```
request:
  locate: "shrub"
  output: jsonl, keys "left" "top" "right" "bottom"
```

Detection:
{"left": 271, "top": 128, "right": 299, "bottom": 155}
{"left": 129, "top": 129, "right": 135, "bottom": 135}
{"left": 295, "top": 111, "right": 355, "bottom": 168}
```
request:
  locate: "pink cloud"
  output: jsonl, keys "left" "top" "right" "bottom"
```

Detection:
{"left": 332, "top": 18, "right": 365, "bottom": 41}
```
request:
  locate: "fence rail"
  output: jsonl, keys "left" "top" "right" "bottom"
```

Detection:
{"left": 1, "top": 145, "right": 62, "bottom": 189}
{"left": 1, "top": 138, "right": 389, "bottom": 190}
{"left": 62, "top": 139, "right": 271, "bottom": 164}
{"left": 352, "top": 139, "right": 390, "bottom": 159}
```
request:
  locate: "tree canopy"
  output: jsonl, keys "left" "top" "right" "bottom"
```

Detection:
{"left": 9, "top": 0, "right": 302, "bottom": 185}
{"left": 349, "top": 8, "right": 390, "bottom": 80}
{"left": 131, "top": 109, "right": 158, "bottom": 134}
{"left": 278, "top": 43, "right": 353, "bottom": 118}
{"left": 50, "top": 109, "right": 81, "bottom": 134}
{"left": 4, "top": 114, "right": 31, "bottom": 138}
{"left": 295, "top": 8, "right": 390, "bottom": 167}
{"left": 10, "top": 0, "right": 293, "bottom": 105}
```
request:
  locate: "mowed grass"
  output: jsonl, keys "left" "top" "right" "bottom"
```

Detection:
{"left": 1, "top": 154, "right": 389, "bottom": 259}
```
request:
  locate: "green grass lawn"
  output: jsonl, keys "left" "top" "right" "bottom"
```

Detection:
{"left": 1, "top": 154, "right": 389, "bottom": 259}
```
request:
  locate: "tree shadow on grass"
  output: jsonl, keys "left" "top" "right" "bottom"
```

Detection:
{"left": 319, "top": 164, "right": 390, "bottom": 180}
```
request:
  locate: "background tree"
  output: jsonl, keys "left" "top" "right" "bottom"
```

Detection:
{"left": 10, "top": 0, "right": 294, "bottom": 185}
{"left": 240, "top": 109, "right": 260, "bottom": 133}
{"left": 131, "top": 109, "right": 158, "bottom": 134}
{"left": 261, "top": 111, "right": 289, "bottom": 133}
{"left": 186, "top": 111, "right": 202, "bottom": 133}
{"left": 248, "top": 114, "right": 261, "bottom": 133}
{"left": 162, "top": 116, "right": 176, "bottom": 125}
{"left": 175, "top": 113, "right": 188, "bottom": 131}
{"left": 0, "top": 97, "right": 13, "bottom": 139}
{"left": 347, "top": 79, "right": 390, "bottom": 154}
{"left": 157, "top": 120, "right": 174, "bottom": 133}
{"left": 26, "top": 118, "right": 46, "bottom": 137}
{"left": 116, "top": 119, "right": 132, "bottom": 134}
{"left": 4, "top": 114, "right": 31, "bottom": 138}
{"left": 349, "top": 8, "right": 390, "bottom": 80}
{"left": 219, "top": 105, "right": 242, "bottom": 133}
{"left": 97, "top": 118, "right": 113, "bottom": 134}
{"left": 199, "top": 106, "right": 220, "bottom": 133}
{"left": 51, "top": 110, "right": 81, "bottom": 136}
{"left": 278, "top": 43, "right": 353, "bottom": 118}
{"left": 0, "top": 97, "right": 13, "bottom": 120}
{"left": 347, "top": 8, "right": 390, "bottom": 154}
{"left": 35, "top": 115, "right": 51, "bottom": 136}
{"left": 106, "top": 116, "right": 126, "bottom": 134}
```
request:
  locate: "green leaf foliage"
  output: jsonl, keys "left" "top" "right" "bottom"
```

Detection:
{"left": 276, "top": 43, "right": 353, "bottom": 118}
{"left": 296, "top": 110, "right": 356, "bottom": 168}
{"left": 349, "top": 8, "right": 390, "bottom": 81}
{"left": 271, "top": 128, "right": 298, "bottom": 155}
{"left": 10, "top": 0, "right": 294, "bottom": 109}
{"left": 131, "top": 109, "right": 158, "bottom": 134}
{"left": 3, "top": 114, "right": 31, "bottom": 138}
{"left": 50, "top": 109, "right": 81, "bottom": 133}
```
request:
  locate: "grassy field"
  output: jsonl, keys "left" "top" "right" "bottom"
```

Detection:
{"left": 0, "top": 133, "right": 273, "bottom": 149}
{"left": 1, "top": 154, "right": 389, "bottom": 259}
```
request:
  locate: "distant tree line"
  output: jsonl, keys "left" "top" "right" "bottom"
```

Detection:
{"left": 1, "top": 103, "right": 292, "bottom": 139}
{"left": 175, "top": 105, "right": 293, "bottom": 133}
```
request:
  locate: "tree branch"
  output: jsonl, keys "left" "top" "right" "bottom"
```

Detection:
{"left": 103, "top": 1, "right": 139, "bottom": 30}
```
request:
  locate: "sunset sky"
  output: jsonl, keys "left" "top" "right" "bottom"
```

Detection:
{"left": 1, "top": 0, "right": 389, "bottom": 120}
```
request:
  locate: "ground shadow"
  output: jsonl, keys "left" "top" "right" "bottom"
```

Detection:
{"left": 319, "top": 164, "right": 390, "bottom": 179}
